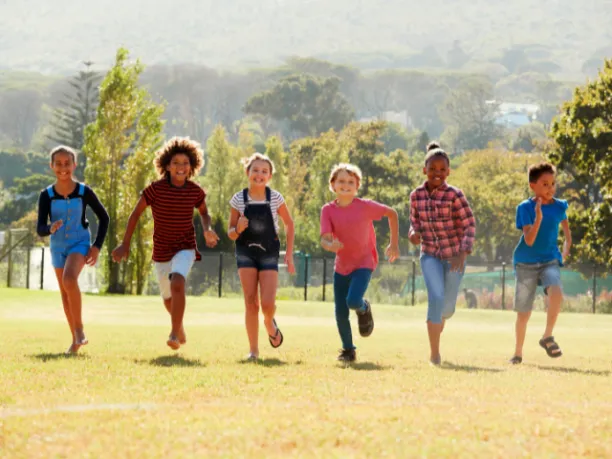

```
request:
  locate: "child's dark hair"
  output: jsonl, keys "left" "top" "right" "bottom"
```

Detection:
{"left": 49, "top": 145, "right": 77, "bottom": 164}
{"left": 154, "top": 137, "right": 204, "bottom": 179}
{"left": 424, "top": 141, "right": 450, "bottom": 166}
{"left": 528, "top": 162, "right": 556, "bottom": 183}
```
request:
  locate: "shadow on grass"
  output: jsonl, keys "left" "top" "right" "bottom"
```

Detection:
{"left": 135, "top": 355, "right": 206, "bottom": 368}
{"left": 30, "top": 353, "right": 88, "bottom": 362}
{"left": 529, "top": 364, "right": 610, "bottom": 376}
{"left": 338, "top": 362, "right": 392, "bottom": 371}
{"left": 440, "top": 362, "right": 504, "bottom": 373}
{"left": 237, "top": 358, "right": 288, "bottom": 367}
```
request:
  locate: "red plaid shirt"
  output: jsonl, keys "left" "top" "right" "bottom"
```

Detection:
{"left": 410, "top": 182, "right": 476, "bottom": 260}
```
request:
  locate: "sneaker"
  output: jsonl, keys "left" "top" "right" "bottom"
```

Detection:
{"left": 356, "top": 300, "right": 374, "bottom": 337}
{"left": 337, "top": 348, "right": 356, "bottom": 363}
{"left": 166, "top": 335, "right": 180, "bottom": 350}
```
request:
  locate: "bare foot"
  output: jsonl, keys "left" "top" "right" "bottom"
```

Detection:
{"left": 178, "top": 325, "right": 187, "bottom": 345}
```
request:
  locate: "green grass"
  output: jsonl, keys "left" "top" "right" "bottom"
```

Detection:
{"left": 1, "top": 288, "right": 611, "bottom": 457}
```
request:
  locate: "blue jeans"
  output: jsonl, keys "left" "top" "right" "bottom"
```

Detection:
{"left": 333, "top": 269, "right": 372, "bottom": 350}
{"left": 420, "top": 254, "right": 464, "bottom": 324}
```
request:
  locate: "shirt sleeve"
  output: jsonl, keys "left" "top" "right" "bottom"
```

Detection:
{"left": 364, "top": 199, "right": 388, "bottom": 221}
{"left": 559, "top": 199, "right": 569, "bottom": 220}
{"left": 320, "top": 205, "right": 333, "bottom": 235}
{"left": 142, "top": 183, "right": 156, "bottom": 206}
{"left": 194, "top": 185, "right": 206, "bottom": 209}
{"left": 452, "top": 191, "right": 476, "bottom": 254}
{"left": 409, "top": 191, "right": 422, "bottom": 234}
{"left": 516, "top": 202, "right": 534, "bottom": 230}
{"left": 84, "top": 186, "right": 110, "bottom": 249}
{"left": 229, "top": 192, "right": 241, "bottom": 211}
{"left": 36, "top": 190, "right": 51, "bottom": 237}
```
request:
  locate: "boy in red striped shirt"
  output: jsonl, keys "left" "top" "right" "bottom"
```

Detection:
{"left": 113, "top": 137, "right": 219, "bottom": 350}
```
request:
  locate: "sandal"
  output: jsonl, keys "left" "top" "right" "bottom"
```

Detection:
{"left": 509, "top": 355, "right": 522, "bottom": 364}
{"left": 268, "top": 319, "right": 284, "bottom": 349}
{"left": 539, "top": 336, "right": 562, "bottom": 358}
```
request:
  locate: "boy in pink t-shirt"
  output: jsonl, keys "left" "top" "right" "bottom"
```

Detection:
{"left": 320, "top": 163, "right": 400, "bottom": 363}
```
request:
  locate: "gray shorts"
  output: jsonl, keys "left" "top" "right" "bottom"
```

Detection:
{"left": 514, "top": 260, "right": 562, "bottom": 313}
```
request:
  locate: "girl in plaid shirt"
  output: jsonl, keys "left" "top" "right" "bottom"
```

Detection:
{"left": 408, "top": 142, "right": 476, "bottom": 366}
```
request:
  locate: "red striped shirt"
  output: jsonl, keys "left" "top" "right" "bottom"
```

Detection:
{"left": 142, "top": 178, "right": 205, "bottom": 262}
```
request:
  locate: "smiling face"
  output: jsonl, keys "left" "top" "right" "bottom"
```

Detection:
{"left": 166, "top": 153, "right": 191, "bottom": 184}
{"left": 529, "top": 172, "right": 556, "bottom": 203}
{"left": 423, "top": 156, "right": 450, "bottom": 189}
{"left": 246, "top": 159, "right": 272, "bottom": 187}
{"left": 50, "top": 151, "right": 77, "bottom": 182}
{"left": 331, "top": 170, "right": 359, "bottom": 199}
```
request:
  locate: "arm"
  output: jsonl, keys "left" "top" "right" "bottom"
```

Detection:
{"left": 198, "top": 198, "right": 219, "bottom": 248}
{"left": 227, "top": 207, "right": 244, "bottom": 242}
{"left": 561, "top": 219, "right": 572, "bottom": 261}
{"left": 85, "top": 187, "right": 110, "bottom": 249}
{"left": 451, "top": 192, "right": 476, "bottom": 272}
{"left": 409, "top": 194, "right": 421, "bottom": 245}
{"left": 522, "top": 199, "right": 543, "bottom": 247}
{"left": 111, "top": 196, "right": 147, "bottom": 262}
{"left": 277, "top": 203, "right": 295, "bottom": 274}
{"left": 383, "top": 206, "right": 400, "bottom": 262}
{"left": 36, "top": 191, "right": 52, "bottom": 237}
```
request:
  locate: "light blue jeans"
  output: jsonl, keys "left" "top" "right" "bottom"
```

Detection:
{"left": 420, "top": 254, "right": 465, "bottom": 324}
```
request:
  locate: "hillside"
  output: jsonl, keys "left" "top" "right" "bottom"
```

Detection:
{"left": 0, "top": 0, "right": 611, "bottom": 76}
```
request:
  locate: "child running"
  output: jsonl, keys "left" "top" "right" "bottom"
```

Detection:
{"left": 37, "top": 145, "right": 109, "bottom": 354}
{"left": 112, "top": 137, "right": 219, "bottom": 350}
{"left": 408, "top": 142, "right": 475, "bottom": 366}
{"left": 320, "top": 163, "right": 400, "bottom": 363}
{"left": 509, "top": 162, "right": 571, "bottom": 364}
{"left": 228, "top": 153, "right": 295, "bottom": 361}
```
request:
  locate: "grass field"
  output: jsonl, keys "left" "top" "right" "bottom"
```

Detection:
{"left": 1, "top": 288, "right": 611, "bottom": 458}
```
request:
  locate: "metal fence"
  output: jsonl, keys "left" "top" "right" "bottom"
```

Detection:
{"left": 2, "top": 242, "right": 612, "bottom": 313}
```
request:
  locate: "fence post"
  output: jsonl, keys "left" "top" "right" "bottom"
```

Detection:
{"left": 411, "top": 259, "right": 416, "bottom": 306}
{"left": 303, "top": 254, "right": 309, "bottom": 302}
{"left": 6, "top": 230, "right": 12, "bottom": 287}
{"left": 322, "top": 257, "right": 327, "bottom": 302}
{"left": 40, "top": 247, "right": 45, "bottom": 290}
{"left": 592, "top": 264, "right": 597, "bottom": 314}
{"left": 218, "top": 252, "right": 223, "bottom": 298}
{"left": 501, "top": 262, "right": 506, "bottom": 310}
{"left": 26, "top": 242, "right": 31, "bottom": 290}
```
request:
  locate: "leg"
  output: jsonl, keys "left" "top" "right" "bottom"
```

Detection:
{"left": 512, "top": 264, "right": 538, "bottom": 360}
{"left": 346, "top": 269, "right": 374, "bottom": 337}
{"left": 238, "top": 268, "right": 260, "bottom": 356}
{"left": 166, "top": 250, "right": 196, "bottom": 349}
{"left": 544, "top": 286, "right": 562, "bottom": 338}
{"left": 333, "top": 272, "right": 354, "bottom": 351}
{"left": 163, "top": 298, "right": 186, "bottom": 344}
{"left": 169, "top": 274, "right": 186, "bottom": 338}
{"left": 259, "top": 270, "right": 281, "bottom": 347}
{"left": 53, "top": 267, "right": 77, "bottom": 352}
{"left": 62, "top": 253, "right": 87, "bottom": 344}
{"left": 514, "top": 311, "right": 532, "bottom": 358}
{"left": 420, "top": 255, "right": 446, "bottom": 363}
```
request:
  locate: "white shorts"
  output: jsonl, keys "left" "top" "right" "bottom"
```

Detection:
{"left": 154, "top": 250, "right": 196, "bottom": 299}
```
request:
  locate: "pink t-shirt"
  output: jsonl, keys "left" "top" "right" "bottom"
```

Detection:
{"left": 320, "top": 198, "right": 388, "bottom": 276}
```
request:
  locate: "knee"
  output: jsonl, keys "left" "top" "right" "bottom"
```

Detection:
{"left": 547, "top": 286, "right": 562, "bottom": 299}
{"left": 260, "top": 300, "right": 275, "bottom": 316}
{"left": 244, "top": 293, "right": 259, "bottom": 313}
{"left": 170, "top": 275, "right": 185, "bottom": 295}
{"left": 345, "top": 293, "right": 363, "bottom": 310}
{"left": 516, "top": 311, "right": 531, "bottom": 322}
{"left": 62, "top": 275, "right": 79, "bottom": 291}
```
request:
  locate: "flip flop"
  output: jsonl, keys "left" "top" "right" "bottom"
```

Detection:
{"left": 268, "top": 319, "right": 284, "bottom": 348}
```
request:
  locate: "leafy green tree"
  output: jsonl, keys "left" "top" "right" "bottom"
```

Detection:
{"left": 0, "top": 174, "right": 51, "bottom": 226}
{"left": 83, "top": 48, "right": 166, "bottom": 293}
{"left": 549, "top": 59, "right": 612, "bottom": 269}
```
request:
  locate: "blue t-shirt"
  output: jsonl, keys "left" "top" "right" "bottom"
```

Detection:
{"left": 513, "top": 198, "right": 568, "bottom": 266}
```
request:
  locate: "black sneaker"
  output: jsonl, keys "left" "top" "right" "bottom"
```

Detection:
{"left": 337, "top": 348, "right": 356, "bottom": 362}
{"left": 356, "top": 300, "right": 374, "bottom": 337}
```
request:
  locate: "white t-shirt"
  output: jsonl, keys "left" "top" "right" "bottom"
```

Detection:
{"left": 229, "top": 189, "right": 285, "bottom": 234}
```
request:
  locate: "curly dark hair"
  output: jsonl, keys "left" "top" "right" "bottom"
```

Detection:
{"left": 154, "top": 137, "right": 204, "bottom": 179}
{"left": 528, "top": 162, "right": 556, "bottom": 183}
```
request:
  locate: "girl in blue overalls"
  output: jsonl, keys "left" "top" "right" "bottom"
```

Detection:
{"left": 36, "top": 146, "right": 109, "bottom": 354}
{"left": 228, "top": 153, "right": 295, "bottom": 361}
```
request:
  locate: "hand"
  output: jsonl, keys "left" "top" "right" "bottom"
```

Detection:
{"left": 326, "top": 238, "right": 344, "bottom": 253}
{"left": 285, "top": 253, "right": 296, "bottom": 274}
{"left": 535, "top": 198, "right": 543, "bottom": 221}
{"left": 385, "top": 243, "right": 400, "bottom": 263}
{"left": 50, "top": 220, "right": 63, "bottom": 234}
{"left": 236, "top": 213, "right": 249, "bottom": 234}
{"left": 562, "top": 242, "right": 570, "bottom": 262}
{"left": 204, "top": 229, "right": 220, "bottom": 248}
{"left": 450, "top": 251, "right": 467, "bottom": 272}
{"left": 85, "top": 246, "right": 100, "bottom": 266}
{"left": 112, "top": 243, "right": 130, "bottom": 262}
{"left": 408, "top": 229, "right": 421, "bottom": 245}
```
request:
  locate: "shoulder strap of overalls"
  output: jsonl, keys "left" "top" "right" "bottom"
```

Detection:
{"left": 265, "top": 187, "right": 272, "bottom": 204}
{"left": 46, "top": 185, "right": 55, "bottom": 198}
{"left": 77, "top": 183, "right": 85, "bottom": 197}
{"left": 242, "top": 188, "right": 249, "bottom": 206}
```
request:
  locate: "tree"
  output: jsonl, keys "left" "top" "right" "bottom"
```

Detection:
{"left": 549, "top": 59, "right": 612, "bottom": 269}
{"left": 0, "top": 174, "right": 51, "bottom": 226}
{"left": 0, "top": 89, "right": 43, "bottom": 149}
{"left": 47, "top": 61, "right": 101, "bottom": 178}
{"left": 439, "top": 78, "right": 502, "bottom": 152}
{"left": 243, "top": 74, "right": 354, "bottom": 139}
{"left": 83, "top": 48, "right": 166, "bottom": 293}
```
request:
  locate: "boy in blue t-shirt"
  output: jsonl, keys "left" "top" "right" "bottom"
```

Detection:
{"left": 509, "top": 162, "right": 572, "bottom": 364}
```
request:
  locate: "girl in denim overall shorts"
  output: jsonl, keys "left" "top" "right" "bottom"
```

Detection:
{"left": 228, "top": 153, "right": 295, "bottom": 361}
{"left": 36, "top": 146, "right": 109, "bottom": 354}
